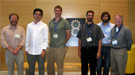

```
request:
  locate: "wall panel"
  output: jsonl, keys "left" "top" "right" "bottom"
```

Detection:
{"left": 128, "top": 1, "right": 135, "bottom": 43}
{"left": 0, "top": 0, "right": 135, "bottom": 71}
{"left": 0, "top": 0, "right": 2, "bottom": 71}
{"left": 36, "top": 0, "right": 100, "bottom": 25}
{"left": 0, "top": 0, "right": 35, "bottom": 71}
{"left": 99, "top": 0, "right": 128, "bottom": 24}
{"left": 36, "top": 0, "right": 100, "bottom": 63}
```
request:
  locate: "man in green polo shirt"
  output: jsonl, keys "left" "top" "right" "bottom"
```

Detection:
{"left": 47, "top": 5, "right": 71, "bottom": 75}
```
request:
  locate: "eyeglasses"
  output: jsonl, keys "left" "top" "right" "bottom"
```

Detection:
{"left": 87, "top": 15, "right": 94, "bottom": 17}
{"left": 115, "top": 18, "right": 123, "bottom": 20}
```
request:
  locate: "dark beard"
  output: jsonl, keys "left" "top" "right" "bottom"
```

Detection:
{"left": 103, "top": 20, "right": 108, "bottom": 23}
{"left": 87, "top": 18, "right": 92, "bottom": 22}
{"left": 102, "top": 19, "right": 109, "bottom": 23}
{"left": 10, "top": 21, "right": 17, "bottom": 26}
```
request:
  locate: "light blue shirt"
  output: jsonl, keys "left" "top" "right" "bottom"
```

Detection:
{"left": 98, "top": 22, "right": 115, "bottom": 44}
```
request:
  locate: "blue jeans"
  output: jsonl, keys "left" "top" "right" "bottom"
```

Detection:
{"left": 97, "top": 46, "right": 111, "bottom": 75}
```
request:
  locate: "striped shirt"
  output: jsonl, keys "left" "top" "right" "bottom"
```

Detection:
{"left": 1, "top": 25, "right": 25, "bottom": 49}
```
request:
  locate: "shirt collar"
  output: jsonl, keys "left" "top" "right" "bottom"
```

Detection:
{"left": 101, "top": 22, "right": 110, "bottom": 26}
{"left": 33, "top": 21, "right": 42, "bottom": 25}
{"left": 8, "top": 25, "right": 18, "bottom": 29}
{"left": 115, "top": 24, "right": 123, "bottom": 29}
{"left": 86, "top": 21, "right": 94, "bottom": 26}
{"left": 53, "top": 17, "right": 62, "bottom": 22}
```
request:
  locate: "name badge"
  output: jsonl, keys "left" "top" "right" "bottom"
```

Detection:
{"left": 112, "top": 40, "right": 118, "bottom": 45}
{"left": 87, "top": 37, "right": 92, "bottom": 42}
{"left": 15, "top": 34, "right": 20, "bottom": 38}
{"left": 53, "top": 34, "right": 58, "bottom": 38}
{"left": 116, "top": 27, "right": 119, "bottom": 32}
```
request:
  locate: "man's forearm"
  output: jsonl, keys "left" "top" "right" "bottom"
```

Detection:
{"left": 65, "top": 29, "right": 71, "bottom": 43}
{"left": 65, "top": 35, "right": 71, "bottom": 43}
{"left": 15, "top": 45, "right": 23, "bottom": 51}
{"left": 98, "top": 39, "right": 102, "bottom": 53}
{"left": 78, "top": 39, "right": 81, "bottom": 51}
{"left": 6, "top": 46, "right": 13, "bottom": 52}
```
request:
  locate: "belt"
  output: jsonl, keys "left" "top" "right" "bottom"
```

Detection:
{"left": 102, "top": 44, "right": 111, "bottom": 46}
{"left": 111, "top": 47, "right": 125, "bottom": 49}
{"left": 83, "top": 46, "right": 97, "bottom": 49}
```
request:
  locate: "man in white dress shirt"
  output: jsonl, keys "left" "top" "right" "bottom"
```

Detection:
{"left": 25, "top": 8, "right": 49, "bottom": 75}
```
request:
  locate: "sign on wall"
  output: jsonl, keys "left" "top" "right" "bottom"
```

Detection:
{"left": 66, "top": 18, "right": 85, "bottom": 47}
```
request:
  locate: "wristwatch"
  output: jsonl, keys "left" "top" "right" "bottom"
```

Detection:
{"left": 11, "top": 49, "right": 13, "bottom": 52}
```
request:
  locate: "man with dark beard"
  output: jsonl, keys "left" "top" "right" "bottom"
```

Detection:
{"left": 97, "top": 12, "right": 115, "bottom": 75}
{"left": 77, "top": 10, "right": 104, "bottom": 75}
{"left": 1, "top": 13, "right": 25, "bottom": 75}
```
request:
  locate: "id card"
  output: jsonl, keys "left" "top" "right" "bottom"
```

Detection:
{"left": 87, "top": 37, "right": 92, "bottom": 42}
{"left": 15, "top": 34, "right": 20, "bottom": 38}
{"left": 112, "top": 40, "right": 118, "bottom": 45}
{"left": 116, "top": 27, "right": 119, "bottom": 32}
{"left": 53, "top": 34, "right": 58, "bottom": 38}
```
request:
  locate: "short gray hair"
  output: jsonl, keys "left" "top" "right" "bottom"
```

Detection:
{"left": 114, "top": 14, "right": 123, "bottom": 20}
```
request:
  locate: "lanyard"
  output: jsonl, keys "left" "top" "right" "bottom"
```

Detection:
{"left": 113, "top": 25, "right": 123, "bottom": 39}
{"left": 54, "top": 21, "right": 59, "bottom": 32}
{"left": 86, "top": 25, "right": 93, "bottom": 36}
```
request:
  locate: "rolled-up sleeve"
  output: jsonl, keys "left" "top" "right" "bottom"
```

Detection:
{"left": 1, "top": 28, "right": 9, "bottom": 48}
{"left": 20, "top": 28, "right": 25, "bottom": 46}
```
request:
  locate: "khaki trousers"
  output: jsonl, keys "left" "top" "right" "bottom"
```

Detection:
{"left": 111, "top": 48, "right": 127, "bottom": 75}
{"left": 47, "top": 46, "right": 66, "bottom": 75}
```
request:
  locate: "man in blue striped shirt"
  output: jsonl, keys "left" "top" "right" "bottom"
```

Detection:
{"left": 97, "top": 12, "right": 115, "bottom": 75}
